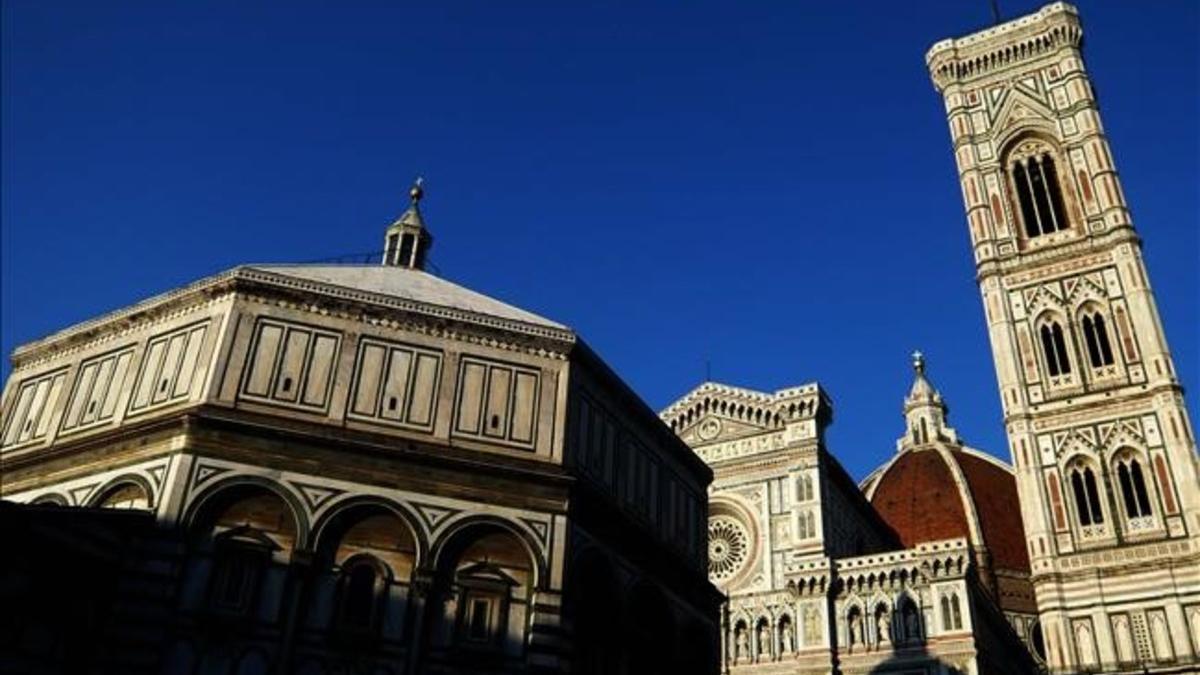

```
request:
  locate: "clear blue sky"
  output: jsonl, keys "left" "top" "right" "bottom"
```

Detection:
{"left": 3, "top": 1, "right": 1196, "bottom": 480}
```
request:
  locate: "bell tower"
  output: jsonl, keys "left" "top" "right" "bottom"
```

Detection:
{"left": 928, "top": 3, "right": 1200, "bottom": 673}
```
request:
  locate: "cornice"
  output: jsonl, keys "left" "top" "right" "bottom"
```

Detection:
{"left": 11, "top": 280, "right": 238, "bottom": 371}
{"left": 927, "top": 2, "right": 1083, "bottom": 92}
{"left": 9, "top": 265, "right": 578, "bottom": 372}
{"left": 975, "top": 226, "right": 1140, "bottom": 283}
{"left": 232, "top": 267, "right": 576, "bottom": 345}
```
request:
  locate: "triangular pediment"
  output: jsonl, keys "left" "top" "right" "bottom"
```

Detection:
{"left": 1066, "top": 275, "right": 1106, "bottom": 306}
{"left": 989, "top": 86, "right": 1057, "bottom": 140}
{"left": 1026, "top": 284, "right": 1066, "bottom": 316}
{"left": 677, "top": 414, "right": 774, "bottom": 446}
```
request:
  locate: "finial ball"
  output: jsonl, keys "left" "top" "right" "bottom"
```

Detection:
{"left": 410, "top": 176, "right": 424, "bottom": 203}
{"left": 912, "top": 350, "right": 926, "bottom": 375}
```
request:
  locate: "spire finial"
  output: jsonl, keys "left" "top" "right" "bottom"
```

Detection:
{"left": 912, "top": 350, "right": 925, "bottom": 376}
{"left": 410, "top": 176, "right": 424, "bottom": 205}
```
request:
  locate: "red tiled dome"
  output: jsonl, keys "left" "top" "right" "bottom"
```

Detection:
{"left": 869, "top": 447, "right": 1030, "bottom": 574}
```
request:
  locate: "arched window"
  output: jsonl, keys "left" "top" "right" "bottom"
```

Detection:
{"left": 1040, "top": 322, "right": 1072, "bottom": 376}
{"left": 428, "top": 526, "right": 536, "bottom": 664}
{"left": 1011, "top": 149, "right": 1068, "bottom": 237}
{"left": 336, "top": 555, "right": 388, "bottom": 633}
{"left": 1081, "top": 312, "right": 1115, "bottom": 368}
{"left": 950, "top": 594, "right": 962, "bottom": 629}
{"left": 195, "top": 487, "right": 299, "bottom": 617}
{"left": 209, "top": 529, "right": 276, "bottom": 615}
{"left": 1084, "top": 469, "right": 1104, "bottom": 524}
{"left": 900, "top": 600, "right": 921, "bottom": 643}
{"left": 797, "top": 475, "right": 814, "bottom": 502}
{"left": 1070, "top": 471, "right": 1091, "bottom": 526}
{"left": 940, "top": 596, "right": 951, "bottom": 631}
{"left": 1115, "top": 456, "right": 1153, "bottom": 519}
{"left": 96, "top": 482, "right": 151, "bottom": 510}
{"left": 1069, "top": 465, "right": 1104, "bottom": 527}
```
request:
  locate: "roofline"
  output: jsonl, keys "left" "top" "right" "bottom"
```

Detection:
{"left": 924, "top": 1, "right": 1079, "bottom": 64}
{"left": 861, "top": 442, "right": 1014, "bottom": 499}
{"left": 10, "top": 265, "right": 577, "bottom": 368}
{"left": 821, "top": 447, "right": 901, "bottom": 550}
{"left": 239, "top": 265, "right": 574, "bottom": 338}
{"left": 571, "top": 339, "right": 713, "bottom": 485}
{"left": 660, "top": 379, "right": 829, "bottom": 420}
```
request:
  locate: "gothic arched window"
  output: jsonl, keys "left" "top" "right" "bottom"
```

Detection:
{"left": 950, "top": 594, "right": 962, "bottom": 630}
{"left": 1010, "top": 149, "right": 1068, "bottom": 237}
{"left": 1069, "top": 465, "right": 1105, "bottom": 527}
{"left": 1115, "top": 457, "right": 1152, "bottom": 519}
{"left": 1040, "top": 322, "right": 1072, "bottom": 376}
{"left": 940, "top": 596, "right": 951, "bottom": 631}
{"left": 797, "top": 475, "right": 814, "bottom": 502}
{"left": 1081, "top": 312, "right": 1115, "bottom": 368}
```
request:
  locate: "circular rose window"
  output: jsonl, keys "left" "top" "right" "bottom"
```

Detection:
{"left": 708, "top": 515, "right": 751, "bottom": 583}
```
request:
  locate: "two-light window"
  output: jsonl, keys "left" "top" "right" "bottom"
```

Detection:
{"left": 1080, "top": 312, "right": 1115, "bottom": 369}
{"left": 1040, "top": 322, "right": 1072, "bottom": 377}
{"left": 1068, "top": 466, "right": 1105, "bottom": 527}
{"left": 1066, "top": 454, "right": 1158, "bottom": 534}
{"left": 1115, "top": 457, "right": 1153, "bottom": 520}
{"left": 1038, "top": 310, "right": 1119, "bottom": 381}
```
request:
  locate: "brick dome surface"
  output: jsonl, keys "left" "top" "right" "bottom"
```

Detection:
{"left": 869, "top": 447, "right": 1030, "bottom": 573}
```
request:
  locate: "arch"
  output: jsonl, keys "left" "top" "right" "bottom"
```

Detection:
{"left": 1035, "top": 315, "right": 1073, "bottom": 378}
{"left": 31, "top": 492, "right": 68, "bottom": 506}
{"left": 1110, "top": 449, "right": 1153, "bottom": 519}
{"left": 335, "top": 553, "right": 392, "bottom": 633}
{"left": 424, "top": 518, "right": 540, "bottom": 663}
{"left": 186, "top": 481, "right": 305, "bottom": 619}
{"left": 873, "top": 601, "right": 892, "bottom": 643}
{"left": 846, "top": 605, "right": 865, "bottom": 646}
{"left": 88, "top": 474, "right": 155, "bottom": 510}
{"left": 777, "top": 613, "right": 795, "bottom": 654}
{"left": 183, "top": 475, "right": 310, "bottom": 551}
{"left": 430, "top": 515, "right": 547, "bottom": 589}
{"left": 898, "top": 595, "right": 922, "bottom": 643}
{"left": 310, "top": 496, "right": 428, "bottom": 568}
{"left": 1000, "top": 133, "right": 1073, "bottom": 238}
{"left": 1063, "top": 454, "right": 1106, "bottom": 529}
{"left": 1078, "top": 304, "right": 1116, "bottom": 369}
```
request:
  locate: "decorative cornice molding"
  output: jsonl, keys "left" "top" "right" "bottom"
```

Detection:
{"left": 927, "top": 3, "right": 1083, "bottom": 91}
{"left": 9, "top": 265, "right": 578, "bottom": 371}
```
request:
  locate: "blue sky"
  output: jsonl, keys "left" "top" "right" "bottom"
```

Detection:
{"left": 3, "top": 1, "right": 1196, "bottom": 480}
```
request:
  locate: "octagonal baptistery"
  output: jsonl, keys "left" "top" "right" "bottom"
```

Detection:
{"left": 0, "top": 189, "right": 722, "bottom": 675}
{"left": 860, "top": 356, "right": 1040, "bottom": 653}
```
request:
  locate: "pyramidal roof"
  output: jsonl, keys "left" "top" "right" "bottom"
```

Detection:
{"left": 244, "top": 264, "right": 568, "bottom": 331}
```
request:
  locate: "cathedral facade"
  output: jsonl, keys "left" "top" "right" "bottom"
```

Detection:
{"left": 659, "top": 3, "right": 1200, "bottom": 675}
{"left": 662, "top": 359, "right": 1038, "bottom": 675}
{"left": 2, "top": 3, "right": 1198, "bottom": 675}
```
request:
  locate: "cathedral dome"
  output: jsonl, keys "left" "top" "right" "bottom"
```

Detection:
{"left": 865, "top": 446, "right": 1030, "bottom": 574}
{"left": 861, "top": 354, "right": 1030, "bottom": 576}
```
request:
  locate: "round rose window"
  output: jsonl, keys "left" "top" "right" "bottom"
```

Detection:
{"left": 708, "top": 515, "right": 750, "bottom": 582}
